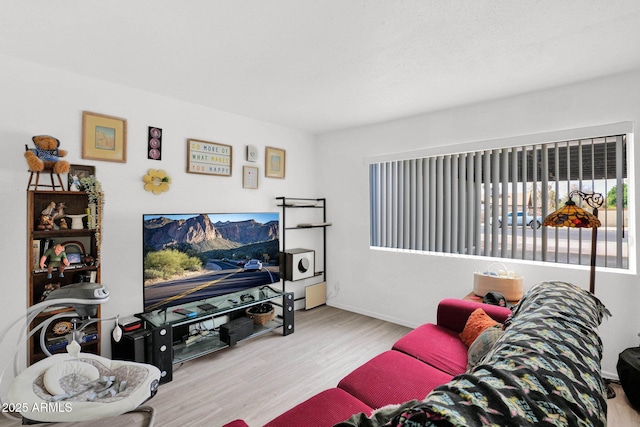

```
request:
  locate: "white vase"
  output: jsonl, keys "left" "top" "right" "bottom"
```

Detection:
{"left": 67, "top": 214, "right": 87, "bottom": 230}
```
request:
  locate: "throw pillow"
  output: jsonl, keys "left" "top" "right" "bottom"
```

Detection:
{"left": 459, "top": 308, "right": 499, "bottom": 347}
{"left": 43, "top": 360, "right": 100, "bottom": 396}
{"left": 466, "top": 324, "right": 504, "bottom": 370}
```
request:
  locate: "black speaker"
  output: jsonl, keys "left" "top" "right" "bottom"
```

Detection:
{"left": 281, "top": 249, "right": 315, "bottom": 281}
{"left": 112, "top": 329, "right": 149, "bottom": 363}
{"left": 617, "top": 347, "right": 640, "bottom": 409}
{"left": 220, "top": 317, "right": 253, "bottom": 346}
{"left": 149, "top": 325, "right": 173, "bottom": 384}
{"left": 282, "top": 292, "right": 294, "bottom": 336}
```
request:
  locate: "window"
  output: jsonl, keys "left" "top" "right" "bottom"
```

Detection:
{"left": 369, "top": 127, "right": 630, "bottom": 270}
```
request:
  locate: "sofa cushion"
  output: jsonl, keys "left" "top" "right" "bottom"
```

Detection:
{"left": 436, "top": 298, "right": 511, "bottom": 333}
{"left": 222, "top": 421, "right": 250, "bottom": 427}
{"left": 459, "top": 308, "right": 499, "bottom": 346}
{"left": 392, "top": 323, "right": 469, "bottom": 375}
{"left": 337, "top": 350, "right": 452, "bottom": 409}
{"left": 263, "top": 388, "right": 373, "bottom": 427}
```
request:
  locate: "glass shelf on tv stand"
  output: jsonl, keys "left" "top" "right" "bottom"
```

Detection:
{"left": 138, "top": 285, "right": 286, "bottom": 366}
{"left": 138, "top": 285, "right": 284, "bottom": 328}
{"left": 171, "top": 317, "right": 283, "bottom": 365}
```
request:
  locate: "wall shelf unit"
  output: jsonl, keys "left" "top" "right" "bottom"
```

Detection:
{"left": 26, "top": 190, "right": 101, "bottom": 364}
{"left": 276, "top": 197, "right": 329, "bottom": 309}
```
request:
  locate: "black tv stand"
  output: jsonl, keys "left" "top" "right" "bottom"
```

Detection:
{"left": 137, "top": 286, "right": 293, "bottom": 383}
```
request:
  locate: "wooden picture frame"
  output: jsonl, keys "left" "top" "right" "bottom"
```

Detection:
{"left": 243, "top": 166, "right": 259, "bottom": 189}
{"left": 82, "top": 111, "right": 127, "bottom": 163}
{"left": 265, "top": 146, "right": 286, "bottom": 179}
{"left": 187, "top": 139, "right": 232, "bottom": 176}
{"left": 67, "top": 164, "right": 96, "bottom": 191}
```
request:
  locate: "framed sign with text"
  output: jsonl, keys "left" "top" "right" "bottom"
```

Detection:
{"left": 186, "top": 139, "right": 232, "bottom": 176}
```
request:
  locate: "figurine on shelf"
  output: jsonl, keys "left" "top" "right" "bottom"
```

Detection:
{"left": 69, "top": 174, "right": 81, "bottom": 191}
{"left": 40, "top": 282, "right": 61, "bottom": 302}
{"left": 37, "top": 214, "right": 54, "bottom": 231}
{"left": 83, "top": 254, "right": 95, "bottom": 266}
{"left": 41, "top": 201, "right": 56, "bottom": 217}
{"left": 38, "top": 201, "right": 67, "bottom": 230}
{"left": 59, "top": 218, "right": 68, "bottom": 229}
{"left": 51, "top": 202, "right": 66, "bottom": 222}
{"left": 40, "top": 243, "right": 69, "bottom": 279}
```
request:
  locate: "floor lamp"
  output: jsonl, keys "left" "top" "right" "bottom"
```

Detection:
{"left": 542, "top": 190, "right": 614, "bottom": 398}
{"left": 542, "top": 190, "right": 604, "bottom": 294}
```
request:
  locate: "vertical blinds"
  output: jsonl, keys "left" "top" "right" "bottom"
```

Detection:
{"left": 369, "top": 135, "right": 628, "bottom": 269}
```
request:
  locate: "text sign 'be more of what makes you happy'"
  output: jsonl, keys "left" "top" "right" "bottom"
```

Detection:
{"left": 187, "top": 139, "right": 233, "bottom": 176}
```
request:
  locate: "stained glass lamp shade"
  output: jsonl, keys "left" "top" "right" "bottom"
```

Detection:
{"left": 542, "top": 199, "right": 601, "bottom": 228}
{"left": 542, "top": 192, "right": 603, "bottom": 294}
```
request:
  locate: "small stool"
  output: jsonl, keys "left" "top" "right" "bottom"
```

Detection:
{"left": 27, "top": 168, "right": 65, "bottom": 191}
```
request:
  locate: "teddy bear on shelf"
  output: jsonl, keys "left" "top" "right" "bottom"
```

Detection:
{"left": 24, "top": 135, "right": 70, "bottom": 174}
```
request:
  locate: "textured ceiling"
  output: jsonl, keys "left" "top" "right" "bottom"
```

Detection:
{"left": 2, "top": 0, "right": 640, "bottom": 134}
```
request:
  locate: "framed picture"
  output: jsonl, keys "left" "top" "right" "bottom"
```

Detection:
{"left": 148, "top": 126, "right": 162, "bottom": 160}
{"left": 82, "top": 111, "right": 127, "bottom": 163}
{"left": 243, "top": 166, "right": 259, "bottom": 189}
{"left": 187, "top": 139, "right": 232, "bottom": 176}
{"left": 68, "top": 164, "right": 96, "bottom": 191}
{"left": 265, "top": 146, "right": 286, "bottom": 179}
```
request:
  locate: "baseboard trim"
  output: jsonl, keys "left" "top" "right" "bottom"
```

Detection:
{"left": 326, "top": 301, "right": 418, "bottom": 329}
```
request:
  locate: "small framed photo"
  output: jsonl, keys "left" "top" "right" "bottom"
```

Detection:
{"left": 243, "top": 166, "right": 259, "bottom": 189}
{"left": 68, "top": 164, "right": 96, "bottom": 191}
{"left": 60, "top": 241, "right": 86, "bottom": 265}
{"left": 265, "top": 146, "right": 285, "bottom": 179}
{"left": 82, "top": 111, "right": 127, "bottom": 163}
{"left": 187, "top": 139, "right": 232, "bottom": 176}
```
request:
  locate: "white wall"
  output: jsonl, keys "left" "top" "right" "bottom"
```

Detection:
{"left": 318, "top": 69, "right": 640, "bottom": 379}
{"left": 0, "top": 54, "right": 318, "bottom": 384}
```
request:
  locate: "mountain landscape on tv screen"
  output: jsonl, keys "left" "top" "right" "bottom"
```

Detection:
{"left": 144, "top": 214, "right": 279, "bottom": 253}
{"left": 142, "top": 213, "right": 280, "bottom": 312}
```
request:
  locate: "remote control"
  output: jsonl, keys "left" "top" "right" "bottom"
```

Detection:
{"left": 173, "top": 308, "right": 197, "bottom": 318}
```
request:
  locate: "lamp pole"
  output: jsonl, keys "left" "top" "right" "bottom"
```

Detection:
{"left": 589, "top": 207, "right": 598, "bottom": 294}
{"left": 568, "top": 191, "right": 604, "bottom": 294}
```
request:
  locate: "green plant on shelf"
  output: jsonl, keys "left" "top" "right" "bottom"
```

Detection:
{"left": 79, "top": 174, "right": 104, "bottom": 260}
{"left": 79, "top": 175, "right": 103, "bottom": 205}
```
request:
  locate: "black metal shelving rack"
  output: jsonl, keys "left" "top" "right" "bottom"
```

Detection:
{"left": 276, "top": 197, "right": 329, "bottom": 303}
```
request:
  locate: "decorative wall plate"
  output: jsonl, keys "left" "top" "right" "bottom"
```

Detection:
{"left": 53, "top": 321, "right": 72, "bottom": 335}
{"left": 143, "top": 169, "right": 171, "bottom": 195}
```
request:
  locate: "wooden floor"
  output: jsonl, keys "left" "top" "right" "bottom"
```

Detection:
{"left": 1, "top": 305, "right": 639, "bottom": 426}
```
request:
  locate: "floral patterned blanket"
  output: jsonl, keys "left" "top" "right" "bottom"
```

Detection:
{"left": 337, "top": 281, "right": 610, "bottom": 427}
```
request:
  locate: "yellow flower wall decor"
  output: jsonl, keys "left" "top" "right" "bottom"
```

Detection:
{"left": 143, "top": 169, "right": 171, "bottom": 195}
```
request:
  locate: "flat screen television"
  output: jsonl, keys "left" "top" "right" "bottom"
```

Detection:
{"left": 143, "top": 212, "right": 280, "bottom": 313}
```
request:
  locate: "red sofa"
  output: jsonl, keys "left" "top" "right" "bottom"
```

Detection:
{"left": 223, "top": 298, "right": 511, "bottom": 427}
